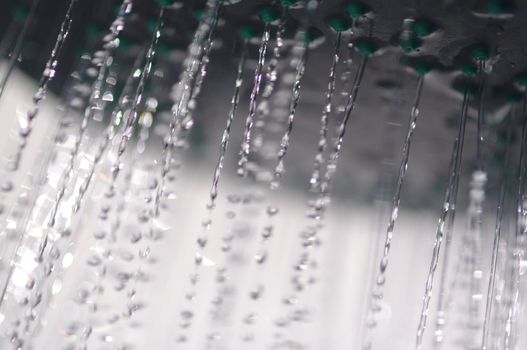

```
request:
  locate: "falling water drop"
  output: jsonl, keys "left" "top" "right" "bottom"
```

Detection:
{"left": 47, "top": 0, "right": 133, "bottom": 228}
{"left": 476, "top": 59, "right": 487, "bottom": 171}
{"left": 0, "top": 1, "right": 81, "bottom": 340}
{"left": 431, "top": 138, "right": 462, "bottom": 350}
{"left": 154, "top": 0, "right": 221, "bottom": 217}
{"left": 481, "top": 115, "right": 514, "bottom": 350}
{"left": 464, "top": 170, "right": 487, "bottom": 348}
{"left": 209, "top": 41, "right": 248, "bottom": 207}
{"left": 237, "top": 5, "right": 320, "bottom": 346}
{"left": 107, "top": 8, "right": 164, "bottom": 191}
{"left": 185, "top": 1, "right": 222, "bottom": 121}
{"left": 271, "top": 38, "right": 370, "bottom": 346}
{"left": 252, "top": 4, "right": 292, "bottom": 157}
{"left": 271, "top": 31, "right": 310, "bottom": 189}
{"left": 421, "top": 127, "right": 469, "bottom": 350}
{"left": 414, "top": 83, "right": 471, "bottom": 350}
{"left": 319, "top": 52, "right": 368, "bottom": 200}
{"left": 238, "top": 24, "right": 271, "bottom": 177}
{"left": 309, "top": 32, "right": 341, "bottom": 192}
{"left": 0, "top": 0, "right": 41, "bottom": 100}
{"left": 502, "top": 96, "right": 527, "bottom": 349}
{"left": 4, "top": 0, "right": 78, "bottom": 174}
{"left": 431, "top": 64, "right": 489, "bottom": 350}
{"left": 0, "top": 51, "right": 95, "bottom": 315}
{"left": 71, "top": 44, "right": 148, "bottom": 214}
{"left": 155, "top": 1, "right": 225, "bottom": 343}
{"left": 364, "top": 72, "right": 426, "bottom": 348}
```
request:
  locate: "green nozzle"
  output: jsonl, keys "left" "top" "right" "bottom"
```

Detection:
{"left": 412, "top": 62, "right": 431, "bottom": 76}
{"left": 327, "top": 15, "right": 352, "bottom": 33}
{"left": 194, "top": 8, "right": 206, "bottom": 21}
{"left": 87, "top": 24, "right": 104, "bottom": 39}
{"left": 356, "top": 40, "right": 377, "bottom": 57}
{"left": 414, "top": 19, "right": 438, "bottom": 38}
{"left": 281, "top": 0, "right": 300, "bottom": 7}
{"left": 147, "top": 19, "right": 158, "bottom": 33}
{"left": 258, "top": 7, "right": 280, "bottom": 23}
{"left": 157, "top": 0, "right": 177, "bottom": 6}
{"left": 401, "top": 38, "right": 421, "bottom": 53}
{"left": 506, "top": 91, "right": 522, "bottom": 103}
{"left": 472, "top": 46, "right": 489, "bottom": 62}
{"left": 459, "top": 63, "right": 477, "bottom": 76}
{"left": 13, "top": 6, "right": 29, "bottom": 22}
{"left": 157, "top": 41, "right": 174, "bottom": 56}
{"left": 158, "top": 42, "right": 173, "bottom": 54}
{"left": 460, "top": 82, "right": 478, "bottom": 96}
{"left": 493, "top": 151, "right": 505, "bottom": 164}
{"left": 305, "top": 27, "right": 323, "bottom": 44}
{"left": 114, "top": 4, "right": 123, "bottom": 16}
{"left": 119, "top": 37, "right": 133, "bottom": 50}
{"left": 515, "top": 72, "right": 527, "bottom": 88}
{"left": 239, "top": 25, "right": 258, "bottom": 40}
{"left": 346, "top": 3, "right": 369, "bottom": 19}
{"left": 74, "top": 46, "right": 87, "bottom": 58}
{"left": 487, "top": 0, "right": 506, "bottom": 14}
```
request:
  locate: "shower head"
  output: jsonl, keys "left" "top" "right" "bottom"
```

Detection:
{"left": 0, "top": 1, "right": 526, "bottom": 349}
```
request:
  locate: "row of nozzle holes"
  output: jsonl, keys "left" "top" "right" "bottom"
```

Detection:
{"left": 9, "top": 0, "right": 527, "bottom": 101}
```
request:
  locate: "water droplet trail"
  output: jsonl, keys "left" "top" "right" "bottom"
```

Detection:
{"left": 186, "top": 1, "right": 222, "bottom": 119}
{"left": 47, "top": 0, "right": 132, "bottom": 228}
{"left": 3, "top": 0, "right": 78, "bottom": 174}
{"left": 320, "top": 54, "right": 368, "bottom": 198}
{"left": 476, "top": 60, "right": 486, "bottom": 171}
{"left": 252, "top": 10, "right": 286, "bottom": 153}
{"left": 71, "top": 44, "right": 148, "bottom": 214}
{"left": 0, "top": 53, "right": 96, "bottom": 313}
{"left": 271, "top": 31, "right": 310, "bottom": 189}
{"left": 238, "top": 24, "right": 271, "bottom": 177}
{"left": 503, "top": 96, "right": 527, "bottom": 349}
{"left": 431, "top": 137, "right": 462, "bottom": 350}
{"left": 415, "top": 84, "right": 471, "bottom": 350}
{"left": 434, "top": 61, "right": 487, "bottom": 349}
{"left": 481, "top": 113, "right": 514, "bottom": 350}
{"left": 0, "top": 0, "right": 41, "bottom": 100}
{"left": 0, "top": 0, "right": 80, "bottom": 324}
{"left": 516, "top": 97, "right": 527, "bottom": 239}
{"left": 364, "top": 73, "right": 425, "bottom": 346}
{"left": 209, "top": 41, "right": 248, "bottom": 208}
{"left": 271, "top": 46, "right": 368, "bottom": 341}
{"left": 309, "top": 32, "right": 341, "bottom": 192}
{"left": 107, "top": 6, "right": 164, "bottom": 193}
{"left": 154, "top": 0, "right": 221, "bottom": 217}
